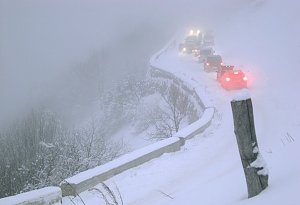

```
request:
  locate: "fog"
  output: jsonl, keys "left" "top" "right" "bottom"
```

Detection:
{"left": 0, "top": 0, "right": 254, "bottom": 125}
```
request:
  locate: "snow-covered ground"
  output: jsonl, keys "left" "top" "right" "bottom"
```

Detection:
{"left": 62, "top": 1, "right": 300, "bottom": 204}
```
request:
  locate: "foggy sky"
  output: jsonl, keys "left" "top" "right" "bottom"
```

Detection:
{"left": 0, "top": 0, "right": 251, "bottom": 124}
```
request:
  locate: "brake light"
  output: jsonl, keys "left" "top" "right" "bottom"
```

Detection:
{"left": 226, "top": 77, "right": 231, "bottom": 82}
{"left": 243, "top": 76, "right": 248, "bottom": 81}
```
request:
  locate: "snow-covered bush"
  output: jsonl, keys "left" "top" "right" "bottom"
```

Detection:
{"left": 0, "top": 108, "right": 122, "bottom": 198}
{"left": 136, "top": 83, "right": 200, "bottom": 140}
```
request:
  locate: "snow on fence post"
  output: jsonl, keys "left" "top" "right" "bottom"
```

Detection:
{"left": 231, "top": 91, "right": 268, "bottom": 198}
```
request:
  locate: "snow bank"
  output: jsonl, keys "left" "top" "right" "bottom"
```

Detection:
{"left": 0, "top": 187, "right": 61, "bottom": 205}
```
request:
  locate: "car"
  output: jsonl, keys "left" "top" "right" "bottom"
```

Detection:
{"left": 217, "top": 65, "right": 234, "bottom": 81}
{"left": 203, "top": 55, "right": 223, "bottom": 72}
{"left": 218, "top": 68, "right": 248, "bottom": 90}
{"left": 198, "top": 48, "right": 215, "bottom": 62}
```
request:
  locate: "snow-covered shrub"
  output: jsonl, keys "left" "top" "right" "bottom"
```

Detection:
{"left": 136, "top": 83, "right": 199, "bottom": 140}
{"left": 0, "top": 108, "right": 122, "bottom": 198}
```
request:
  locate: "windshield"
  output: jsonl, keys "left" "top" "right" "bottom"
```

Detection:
{"left": 200, "top": 49, "right": 212, "bottom": 55}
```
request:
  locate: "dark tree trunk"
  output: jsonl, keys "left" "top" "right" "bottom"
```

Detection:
{"left": 231, "top": 98, "right": 268, "bottom": 198}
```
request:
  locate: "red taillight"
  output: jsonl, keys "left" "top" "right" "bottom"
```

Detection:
{"left": 225, "top": 77, "right": 230, "bottom": 82}
{"left": 243, "top": 76, "right": 248, "bottom": 81}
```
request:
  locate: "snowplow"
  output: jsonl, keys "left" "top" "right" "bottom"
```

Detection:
{"left": 179, "top": 29, "right": 202, "bottom": 54}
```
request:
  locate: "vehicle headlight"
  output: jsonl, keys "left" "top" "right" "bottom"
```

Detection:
{"left": 243, "top": 76, "right": 248, "bottom": 81}
{"left": 226, "top": 77, "right": 231, "bottom": 82}
{"left": 183, "top": 47, "right": 186, "bottom": 52}
{"left": 189, "top": 30, "right": 194, "bottom": 35}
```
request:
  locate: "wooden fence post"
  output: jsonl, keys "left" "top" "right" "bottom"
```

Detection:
{"left": 231, "top": 97, "right": 268, "bottom": 198}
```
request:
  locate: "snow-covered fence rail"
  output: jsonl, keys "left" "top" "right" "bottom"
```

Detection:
{"left": 0, "top": 187, "right": 62, "bottom": 205}
{"left": 60, "top": 137, "right": 184, "bottom": 196}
